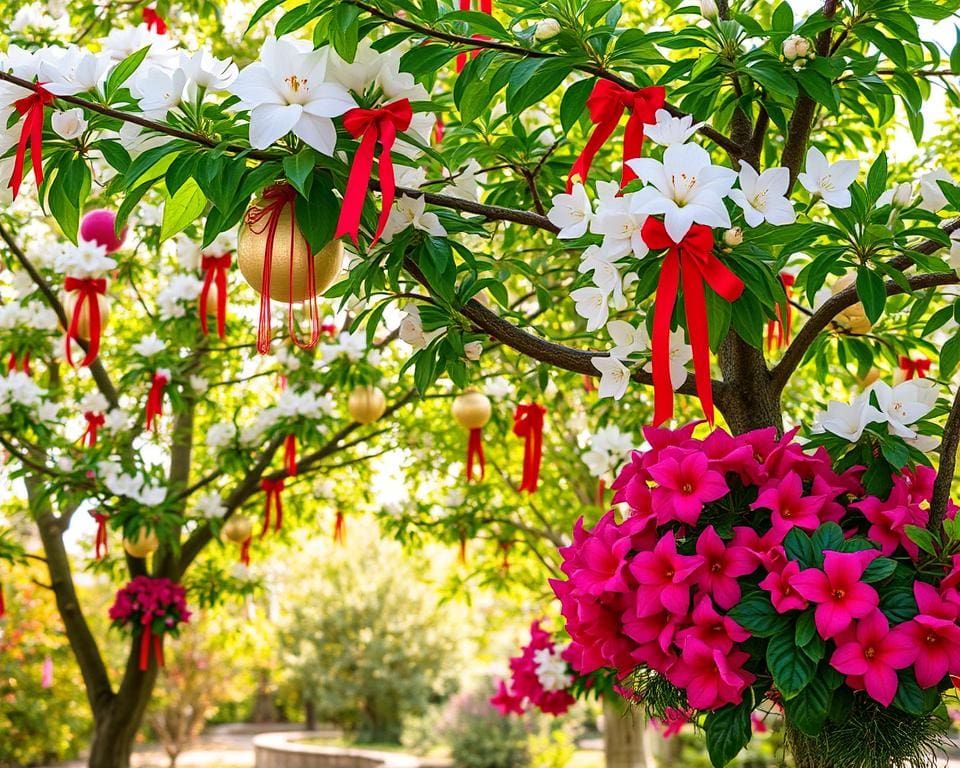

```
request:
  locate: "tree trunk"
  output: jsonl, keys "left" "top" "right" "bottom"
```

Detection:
{"left": 603, "top": 697, "right": 654, "bottom": 768}
{"left": 717, "top": 334, "right": 784, "bottom": 435}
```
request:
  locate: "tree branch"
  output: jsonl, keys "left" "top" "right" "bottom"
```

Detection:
{"left": 930, "top": 385, "right": 960, "bottom": 532}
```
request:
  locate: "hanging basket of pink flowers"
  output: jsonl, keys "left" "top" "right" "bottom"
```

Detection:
{"left": 109, "top": 576, "right": 191, "bottom": 672}
{"left": 551, "top": 423, "right": 959, "bottom": 768}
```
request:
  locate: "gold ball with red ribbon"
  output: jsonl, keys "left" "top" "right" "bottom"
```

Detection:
{"left": 832, "top": 274, "right": 873, "bottom": 335}
{"left": 221, "top": 515, "right": 253, "bottom": 544}
{"left": 122, "top": 528, "right": 159, "bottom": 558}
{"left": 348, "top": 385, "right": 387, "bottom": 425}
{"left": 63, "top": 291, "right": 110, "bottom": 341}
{"left": 452, "top": 391, "right": 492, "bottom": 430}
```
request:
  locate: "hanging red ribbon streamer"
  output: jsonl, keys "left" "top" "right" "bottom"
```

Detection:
{"left": 81, "top": 411, "right": 104, "bottom": 447}
{"left": 284, "top": 434, "right": 298, "bottom": 476}
{"left": 244, "top": 184, "right": 321, "bottom": 355}
{"left": 64, "top": 277, "right": 106, "bottom": 367}
{"left": 455, "top": 0, "right": 471, "bottom": 72}
{"left": 512, "top": 403, "right": 546, "bottom": 494}
{"left": 334, "top": 510, "right": 345, "bottom": 545}
{"left": 0, "top": 580, "right": 5, "bottom": 619}
{"left": 459, "top": 532, "right": 468, "bottom": 565}
{"left": 142, "top": 7, "right": 167, "bottom": 33}
{"left": 335, "top": 99, "right": 413, "bottom": 247}
{"left": 145, "top": 372, "right": 169, "bottom": 432}
{"left": 260, "top": 478, "right": 284, "bottom": 538}
{"left": 641, "top": 219, "right": 744, "bottom": 426}
{"left": 466, "top": 427, "right": 485, "bottom": 482}
{"left": 499, "top": 541, "right": 511, "bottom": 571}
{"left": 766, "top": 272, "right": 795, "bottom": 351}
{"left": 138, "top": 625, "right": 165, "bottom": 671}
{"left": 597, "top": 478, "right": 606, "bottom": 510}
{"left": 200, "top": 252, "right": 231, "bottom": 339}
{"left": 567, "top": 82, "right": 664, "bottom": 193}
{"left": 899, "top": 355, "right": 931, "bottom": 379}
{"left": 433, "top": 117, "right": 445, "bottom": 144}
{"left": 93, "top": 512, "right": 109, "bottom": 560}
{"left": 240, "top": 536, "right": 251, "bottom": 567}
{"left": 7, "top": 352, "right": 30, "bottom": 375}
{"left": 8, "top": 84, "right": 53, "bottom": 200}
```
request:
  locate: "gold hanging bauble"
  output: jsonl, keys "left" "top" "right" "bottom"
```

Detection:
{"left": 832, "top": 274, "right": 873, "bottom": 335}
{"left": 122, "top": 528, "right": 159, "bottom": 558}
{"left": 452, "top": 390, "right": 492, "bottom": 430}
{"left": 857, "top": 367, "right": 881, "bottom": 388}
{"left": 204, "top": 283, "right": 220, "bottom": 318}
{"left": 62, "top": 292, "right": 110, "bottom": 341}
{"left": 221, "top": 515, "right": 253, "bottom": 544}
{"left": 348, "top": 385, "right": 387, "bottom": 425}
{"left": 237, "top": 197, "right": 344, "bottom": 303}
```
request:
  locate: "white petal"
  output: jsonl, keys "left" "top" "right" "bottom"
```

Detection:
{"left": 291, "top": 114, "right": 337, "bottom": 155}
{"left": 302, "top": 85, "right": 357, "bottom": 118}
{"left": 249, "top": 103, "right": 303, "bottom": 148}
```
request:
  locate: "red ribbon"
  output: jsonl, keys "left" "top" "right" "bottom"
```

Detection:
{"left": 335, "top": 99, "right": 413, "bottom": 246}
{"left": 142, "top": 7, "right": 167, "bottom": 33}
{"left": 334, "top": 510, "right": 345, "bottom": 545}
{"left": 766, "top": 272, "right": 795, "bottom": 351}
{"left": 64, "top": 277, "right": 106, "bottom": 367}
{"left": 466, "top": 427, "right": 485, "bottom": 482}
{"left": 597, "top": 477, "right": 606, "bottom": 510}
{"left": 459, "top": 532, "right": 467, "bottom": 565}
{"left": 567, "top": 81, "right": 664, "bottom": 193}
{"left": 260, "top": 478, "right": 284, "bottom": 538}
{"left": 145, "top": 372, "right": 169, "bottom": 432}
{"left": 240, "top": 536, "right": 251, "bottom": 567}
{"left": 899, "top": 355, "right": 930, "bottom": 379}
{"left": 641, "top": 219, "right": 744, "bottom": 426}
{"left": 8, "top": 84, "right": 53, "bottom": 200}
{"left": 81, "top": 411, "right": 104, "bottom": 447}
{"left": 94, "top": 512, "right": 109, "bottom": 560}
{"left": 7, "top": 352, "right": 30, "bottom": 375}
{"left": 320, "top": 323, "right": 337, "bottom": 338}
{"left": 512, "top": 403, "right": 546, "bottom": 494}
{"left": 244, "top": 184, "right": 321, "bottom": 354}
{"left": 433, "top": 118, "right": 445, "bottom": 144}
{"left": 0, "top": 580, "right": 4, "bottom": 619}
{"left": 138, "top": 624, "right": 164, "bottom": 671}
{"left": 284, "top": 434, "right": 298, "bottom": 476}
{"left": 200, "top": 252, "right": 231, "bottom": 339}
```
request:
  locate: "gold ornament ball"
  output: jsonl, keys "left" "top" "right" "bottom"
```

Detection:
{"left": 221, "top": 515, "right": 253, "bottom": 544}
{"left": 237, "top": 197, "right": 344, "bottom": 303}
{"left": 203, "top": 283, "right": 220, "bottom": 318}
{"left": 63, "top": 292, "right": 110, "bottom": 341}
{"left": 348, "top": 386, "right": 387, "bottom": 425}
{"left": 832, "top": 274, "right": 873, "bottom": 335}
{"left": 122, "top": 528, "right": 159, "bottom": 558}
{"left": 857, "top": 367, "right": 881, "bottom": 388}
{"left": 452, "top": 391, "right": 492, "bottom": 430}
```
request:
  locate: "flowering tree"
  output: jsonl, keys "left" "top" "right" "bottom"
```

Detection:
{"left": 4, "top": 0, "right": 960, "bottom": 766}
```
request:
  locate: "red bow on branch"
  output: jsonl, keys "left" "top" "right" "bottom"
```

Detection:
{"left": 466, "top": 427, "right": 485, "bottom": 482}
{"left": 142, "top": 7, "right": 167, "bottom": 33}
{"left": 64, "top": 276, "right": 106, "bottom": 367}
{"left": 81, "top": 411, "right": 104, "bottom": 448}
{"left": 7, "top": 351, "right": 30, "bottom": 376}
{"left": 138, "top": 625, "right": 165, "bottom": 671}
{"left": 567, "top": 81, "right": 664, "bottom": 193}
{"left": 899, "top": 355, "right": 931, "bottom": 380}
{"left": 283, "top": 434, "right": 298, "bottom": 476}
{"left": 8, "top": 84, "right": 54, "bottom": 200}
{"left": 335, "top": 99, "right": 413, "bottom": 246}
{"left": 641, "top": 219, "right": 744, "bottom": 426}
{"left": 260, "top": 478, "right": 284, "bottom": 538}
{"left": 766, "top": 272, "right": 795, "bottom": 352}
{"left": 200, "top": 252, "right": 231, "bottom": 339}
{"left": 145, "top": 371, "right": 169, "bottom": 432}
{"left": 513, "top": 403, "right": 546, "bottom": 494}
{"left": 93, "top": 512, "right": 109, "bottom": 560}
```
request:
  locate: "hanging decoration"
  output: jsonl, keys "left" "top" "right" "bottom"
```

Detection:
{"left": 832, "top": 274, "right": 873, "bottom": 334}
{"left": 260, "top": 478, "right": 284, "bottom": 537}
{"left": 122, "top": 528, "right": 159, "bottom": 559}
{"left": 454, "top": 0, "right": 493, "bottom": 71}
{"left": 141, "top": 6, "right": 167, "bottom": 33}
{"left": 7, "top": 351, "right": 30, "bottom": 375}
{"left": 64, "top": 276, "right": 108, "bottom": 367}
{"left": 334, "top": 510, "right": 346, "bottom": 545}
{"left": 144, "top": 369, "right": 170, "bottom": 432}
{"left": 453, "top": 391, "right": 492, "bottom": 482}
{"left": 347, "top": 385, "right": 387, "bottom": 424}
{"left": 199, "top": 252, "right": 231, "bottom": 339}
{"left": 335, "top": 99, "right": 413, "bottom": 246}
{"left": 0, "top": 577, "right": 5, "bottom": 619}
{"left": 79, "top": 209, "right": 127, "bottom": 253}
{"left": 766, "top": 271, "right": 795, "bottom": 351}
{"left": 221, "top": 516, "right": 254, "bottom": 566}
{"left": 283, "top": 434, "right": 298, "bottom": 476}
{"left": 898, "top": 355, "right": 931, "bottom": 380}
{"left": 92, "top": 511, "right": 109, "bottom": 560}
{"left": 238, "top": 183, "right": 344, "bottom": 354}
{"left": 8, "top": 83, "right": 53, "bottom": 200}
{"left": 458, "top": 528, "right": 468, "bottom": 565}
{"left": 567, "top": 82, "right": 665, "bottom": 192}
{"left": 641, "top": 219, "right": 743, "bottom": 426}
{"left": 81, "top": 411, "right": 104, "bottom": 448}
{"left": 109, "top": 576, "right": 190, "bottom": 672}
{"left": 597, "top": 477, "right": 606, "bottom": 510}
{"left": 512, "top": 403, "right": 546, "bottom": 494}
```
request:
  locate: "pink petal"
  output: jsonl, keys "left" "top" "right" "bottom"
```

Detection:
{"left": 864, "top": 663, "right": 898, "bottom": 707}
{"left": 830, "top": 642, "right": 869, "bottom": 676}
{"left": 816, "top": 601, "right": 852, "bottom": 639}
{"left": 914, "top": 647, "right": 950, "bottom": 688}
{"left": 791, "top": 569, "right": 832, "bottom": 602}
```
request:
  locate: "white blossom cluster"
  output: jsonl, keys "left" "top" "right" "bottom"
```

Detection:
{"left": 533, "top": 646, "right": 574, "bottom": 692}
{"left": 55, "top": 239, "right": 116, "bottom": 278}
{"left": 156, "top": 274, "right": 204, "bottom": 320}
{"left": 97, "top": 459, "right": 166, "bottom": 505}
{"left": 0, "top": 370, "right": 57, "bottom": 421}
{"left": 0, "top": 299, "right": 58, "bottom": 332}
{"left": 580, "top": 425, "right": 634, "bottom": 478}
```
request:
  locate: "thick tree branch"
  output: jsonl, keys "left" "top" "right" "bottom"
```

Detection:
{"left": 930, "top": 385, "right": 960, "bottom": 532}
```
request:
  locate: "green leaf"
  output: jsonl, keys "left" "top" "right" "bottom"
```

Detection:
{"left": 866, "top": 152, "right": 888, "bottom": 205}
{"left": 560, "top": 78, "right": 596, "bottom": 135}
{"left": 811, "top": 523, "right": 844, "bottom": 556}
{"left": 783, "top": 528, "right": 817, "bottom": 568}
{"left": 855, "top": 267, "right": 886, "bottom": 324}
{"left": 704, "top": 701, "right": 753, "bottom": 768}
{"left": 783, "top": 673, "right": 832, "bottom": 736}
{"left": 294, "top": 183, "right": 338, "bottom": 252}
{"left": 795, "top": 611, "right": 817, "bottom": 647}
{"left": 771, "top": 1, "right": 794, "bottom": 34}
{"left": 767, "top": 629, "right": 817, "bottom": 698}
{"left": 880, "top": 586, "right": 918, "bottom": 624}
{"left": 160, "top": 178, "right": 207, "bottom": 242}
{"left": 904, "top": 524, "right": 938, "bottom": 556}
{"left": 862, "top": 556, "right": 897, "bottom": 583}
{"left": 283, "top": 150, "right": 317, "bottom": 199}
{"left": 892, "top": 669, "right": 939, "bottom": 715}
{"left": 244, "top": 0, "right": 288, "bottom": 33}
{"left": 105, "top": 46, "right": 151, "bottom": 99}
{"left": 506, "top": 59, "right": 571, "bottom": 114}
{"left": 330, "top": 4, "right": 361, "bottom": 61}
{"left": 941, "top": 333, "right": 960, "bottom": 377}
{"left": 727, "top": 593, "right": 791, "bottom": 637}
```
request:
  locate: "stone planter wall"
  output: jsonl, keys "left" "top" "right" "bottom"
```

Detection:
{"left": 253, "top": 732, "right": 451, "bottom": 768}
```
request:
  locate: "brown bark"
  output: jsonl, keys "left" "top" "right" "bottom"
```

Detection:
{"left": 603, "top": 697, "right": 654, "bottom": 768}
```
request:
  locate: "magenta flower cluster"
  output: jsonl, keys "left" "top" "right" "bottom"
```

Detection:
{"left": 109, "top": 576, "right": 191, "bottom": 636}
{"left": 551, "top": 423, "right": 960, "bottom": 723}
{"left": 490, "top": 620, "right": 576, "bottom": 716}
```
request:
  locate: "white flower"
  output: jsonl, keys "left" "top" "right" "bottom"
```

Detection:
{"left": 195, "top": 492, "right": 227, "bottom": 519}
{"left": 547, "top": 182, "right": 592, "bottom": 239}
{"left": 723, "top": 227, "right": 743, "bottom": 246}
{"left": 579, "top": 245, "right": 627, "bottom": 307}
{"left": 812, "top": 393, "right": 885, "bottom": 442}
{"left": 0, "top": 371, "right": 45, "bottom": 412}
{"left": 56, "top": 239, "right": 116, "bottom": 278}
{"left": 628, "top": 143, "right": 737, "bottom": 241}
{"left": 581, "top": 448, "right": 612, "bottom": 477}
{"left": 99, "top": 25, "right": 178, "bottom": 68}
{"left": 592, "top": 355, "right": 630, "bottom": 400}
{"left": 877, "top": 181, "right": 914, "bottom": 209}
{"left": 464, "top": 341, "right": 482, "bottom": 361}
{"left": 156, "top": 274, "right": 204, "bottom": 320}
{"left": 51, "top": 108, "right": 87, "bottom": 140}
{"left": 104, "top": 472, "right": 142, "bottom": 499}
{"left": 132, "top": 333, "right": 166, "bottom": 357}
{"left": 798, "top": 147, "right": 859, "bottom": 208}
{"left": 327, "top": 39, "right": 393, "bottom": 94}
{"left": 571, "top": 286, "right": 610, "bottom": 332}
{"left": 591, "top": 189, "right": 648, "bottom": 258}
{"left": 729, "top": 162, "right": 795, "bottom": 227}
{"left": 381, "top": 195, "right": 446, "bottom": 242}
{"left": 533, "top": 18, "right": 561, "bottom": 41}
{"left": 593, "top": 425, "right": 635, "bottom": 457}
{"left": 206, "top": 421, "right": 237, "bottom": 451}
{"left": 229, "top": 36, "right": 357, "bottom": 153}
{"left": 485, "top": 376, "right": 512, "bottom": 399}
{"left": 644, "top": 109, "right": 704, "bottom": 147}
{"left": 783, "top": 35, "right": 812, "bottom": 61}
{"left": 102, "top": 408, "right": 132, "bottom": 433}
{"left": 131, "top": 66, "right": 186, "bottom": 118}
{"left": 869, "top": 379, "right": 938, "bottom": 439}
{"left": 138, "top": 483, "right": 167, "bottom": 506}
{"left": 40, "top": 47, "right": 110, "bottom": 95}
{"left": 398, "top": 304, "right": 444, "bottom": 349}
{"left": 642, "top": 328, "right": 692, "bottom": 390}
{"left": 179, "top": 49, "right": 238, "bottom": 91}
{"left": 918, "top": 167, "right": 955, "bottom": 213}
{"left": 439, "top": 160, "right": 483, "bottom": 202}
{"left": 607, "top": 320, "right": 648, "bottom": 360}
{"left": 533, "top": 647, "right": 572, "bottom": 691}
{"left": 335, "top": 330, "right": 367, "bottom": 361}
{"left": 189, "top": 375, "right": 209, "bottom": 395}
{"left": 699, "top": 0, "right": 719, "bottom": 19}
{"left": 118, "top": 122, "right": 167, "bottom": 157}
{"left": 79, "top": 391, "right": 109, "bottom": 413}
{"left": 948, "top": 231, "right": 960, "bottom": 273}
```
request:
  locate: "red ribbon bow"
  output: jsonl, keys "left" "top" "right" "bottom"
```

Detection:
{"left": 512, "top": 403, "right": 546, "bottom": 494}
{"left": 260, "top": 478, "right": 284, "bottom": 538}
{"left": 283, "top": 434, "right": 298, "bottom": 476}
{"left": 138, "top": 624, "right": 164, "bottom": 671}
{"left": 641, "top": 219, "right": 744, "bottom": 426}
{"left": 567, "top": 81, "right": 665, "bottom": 193}
{"left": 81, "top": 411, "right": 104, "bottom": 447}
{"left": 466, "top": 427, "right": 485, "bottom": 482}
{"left": 200, "top": 252, "right": 231, "bottom": 339}
{"left": 142, "top": 7, "right": 167, "bottom": 33}
{"left": 899, "top": 355, "right": 931, "bottom": 380}
{"left": 7, "top": 351, "right": 30, "bottom": 376}
{"left": 335, "top": 99, "right": 413, "bottom": 247}
{"left": 766, "top": 272, "right": 795, "bottom": 351}
{"left": 145, "top": 372, "right": 169, "bottom": 432}
{"left": 93, "top": 512, "right": 109, "bottom": 560}
{"left": 8, "top": 84, "right": 54, "bottom": 200}
{"left": 64, "top": 276, "right": 106, "bottom": 367}
{"left": 320, "top": 323, "right": 337, "bottom": 338}
{"left": 245, "top": 184, "right": 321, "bottom": 355}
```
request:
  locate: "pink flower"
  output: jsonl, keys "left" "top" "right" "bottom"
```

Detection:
{"left": 675, "top": 595, "right": 750, "bottom": 653}
{"left": 732, "top": 526, "right": 786, "bottom": 571}
{"left": 561, "top": 512, "right": 633, "bottom": 596}
{"left": 667, "top": 637, "right": 756, "bottom": 710}
{"left": 829, "top": 610, "right": 914, "bottom": 706}
{"left": 790, "top": 551, "right": 880, "bottom": 639}
{"left": 652, "top": 707, "right": 692, "bottom": 738}
{"left": 648, "top": 448, "right": 728, "bottom": 526}
{"left": 490, "top": 680, "right": 524, "bottom": 715}
{"left": 751, "top": 472, "right": 827, "bottom": 539}
{"left": 759, "top": 560, "right": 809, "bottom": 614}
{"left": 628, "top": 531, "right": 704, "bottom": 616}
{"left": 898, "top": 583, "right": 960, "bottom": 687}
{"left": 694, "top": 526, "right": 756, "bottom": 609}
